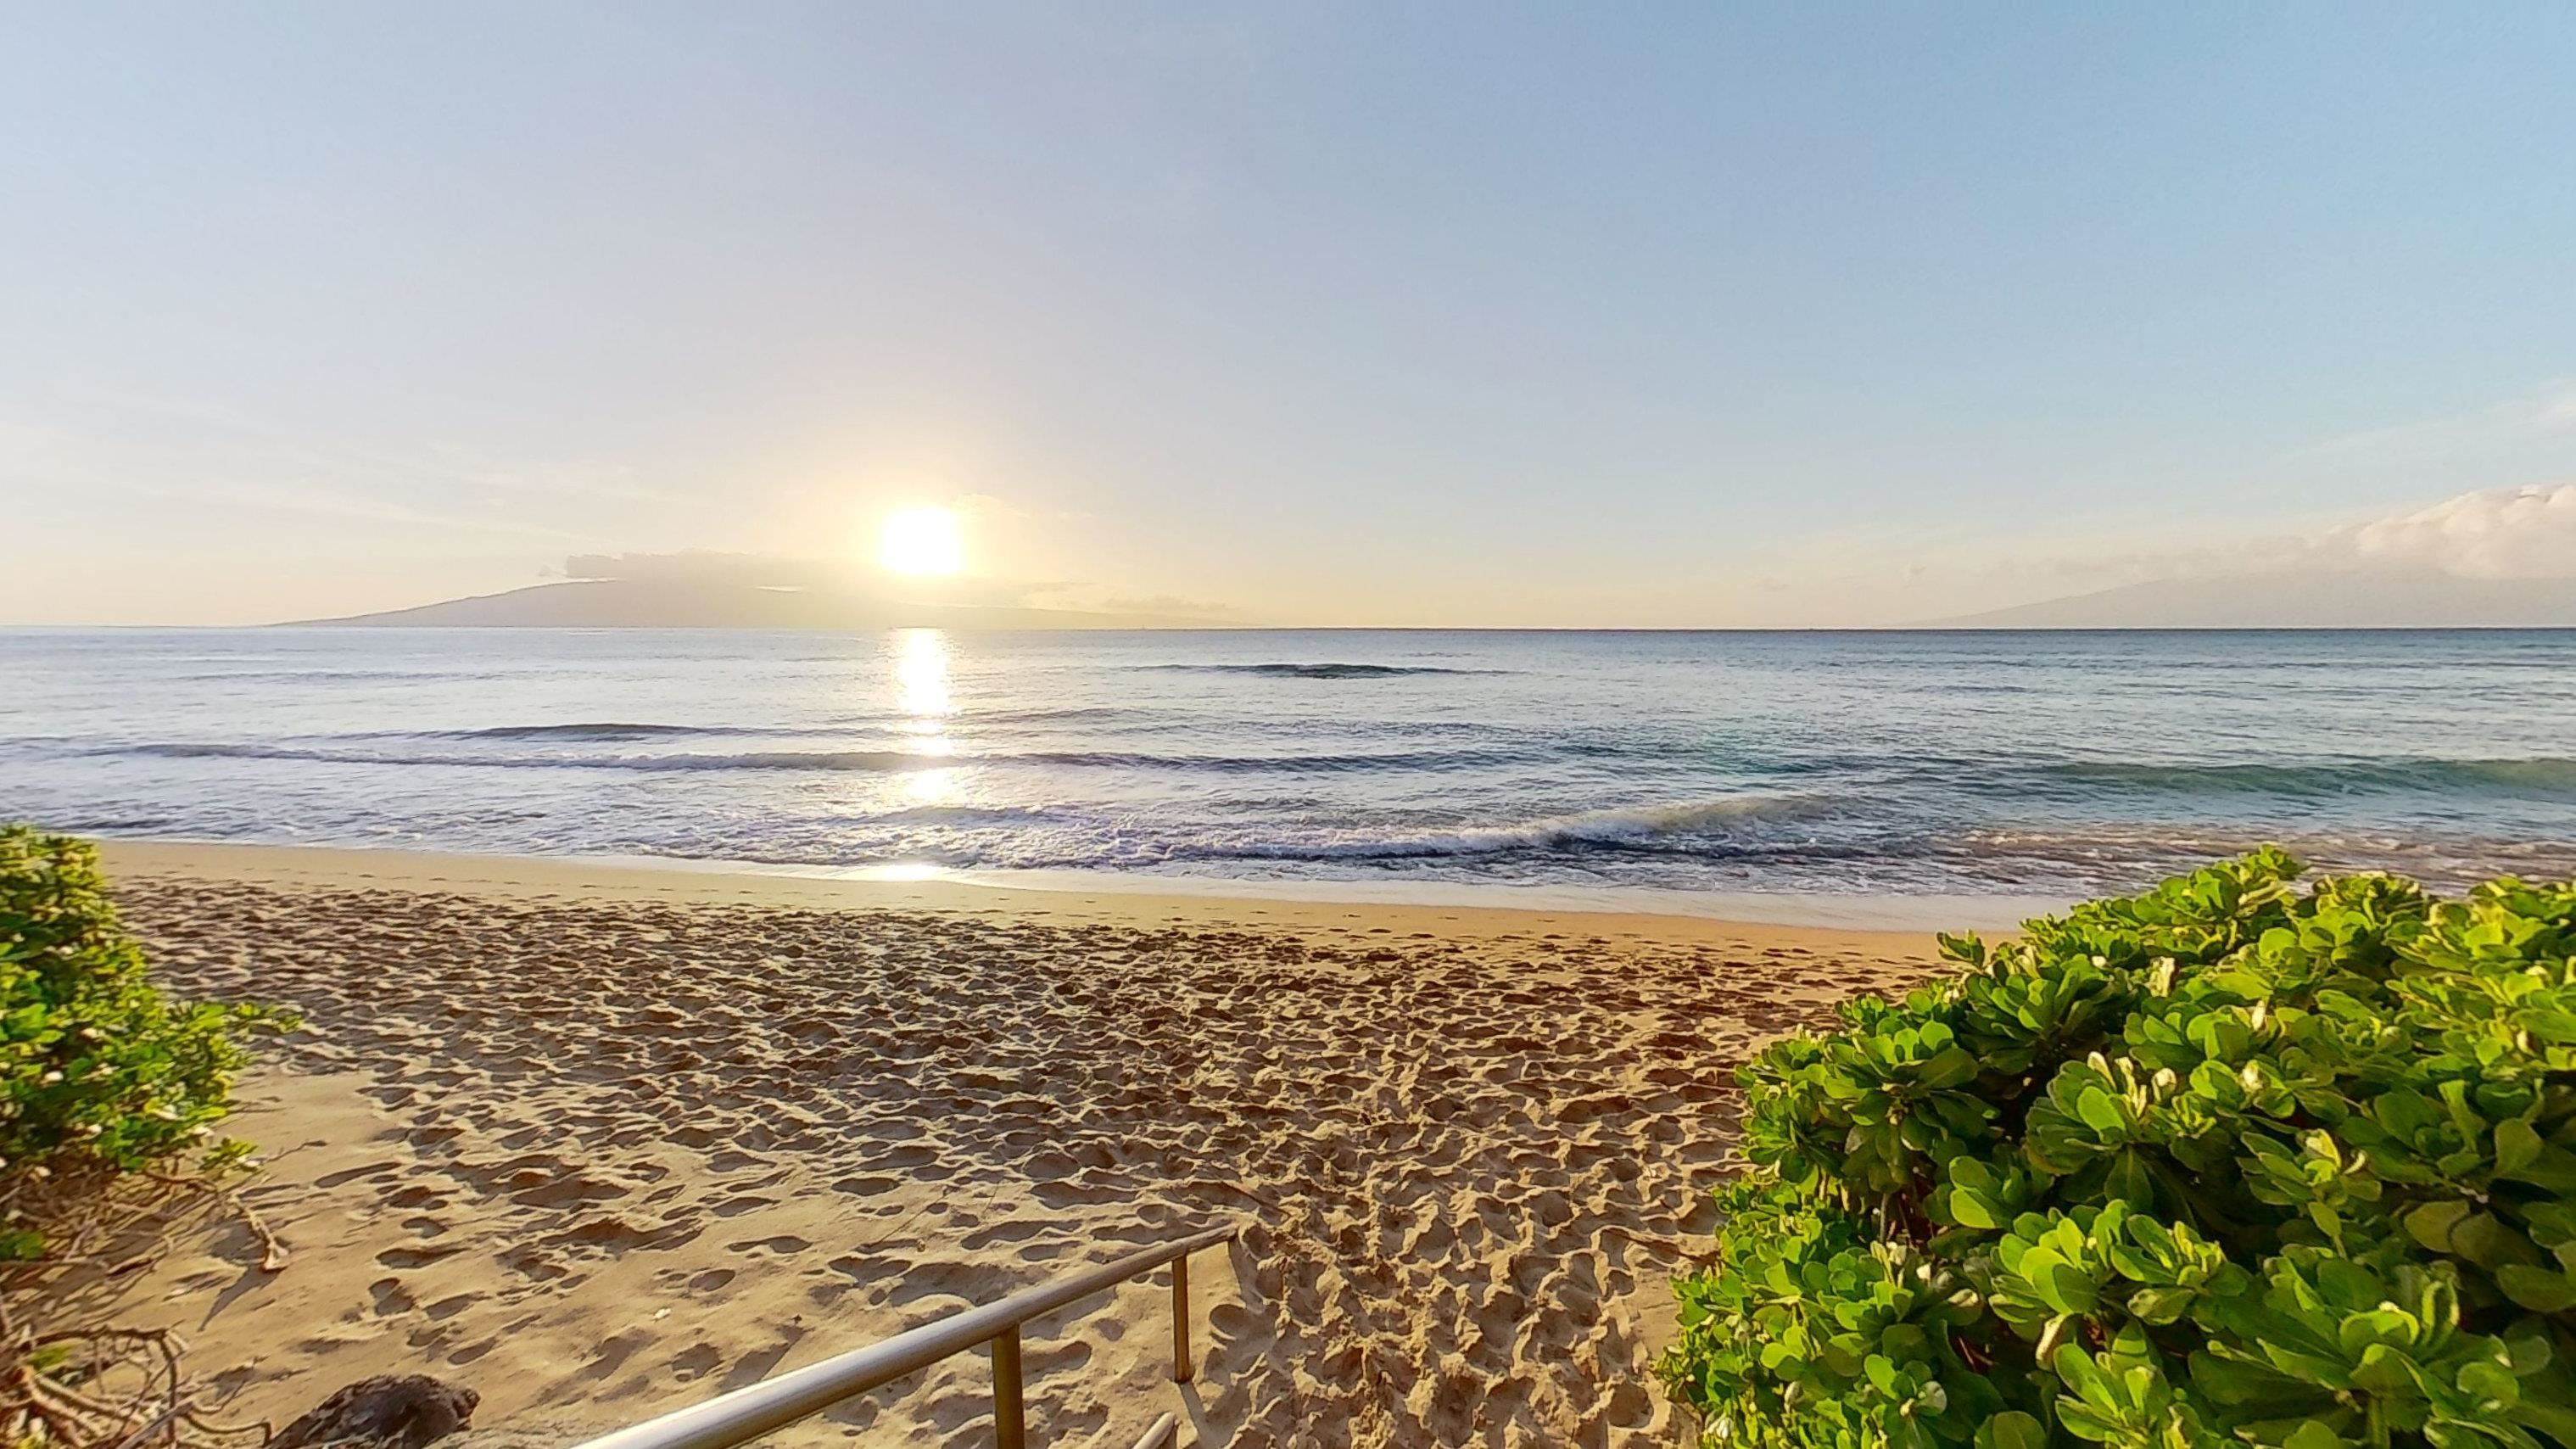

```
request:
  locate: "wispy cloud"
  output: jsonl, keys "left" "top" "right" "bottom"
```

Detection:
{"left": 2293, "top": 378, "right": 2576, "bottom": 463}
{"left": 0, "top": 409, "right": 657, "bottom": 544}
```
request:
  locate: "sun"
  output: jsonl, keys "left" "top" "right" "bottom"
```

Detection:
{"left": 876, "top": 507, "right": 964, "bottom": 577}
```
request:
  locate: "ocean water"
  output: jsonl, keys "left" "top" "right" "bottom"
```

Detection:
{"left": 5, "top": 628, "right": 2575, "bottom": 917}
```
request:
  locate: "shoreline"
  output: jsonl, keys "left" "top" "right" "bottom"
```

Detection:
{"left": 94, "top": 837, "right": 2051, "bottom": 937}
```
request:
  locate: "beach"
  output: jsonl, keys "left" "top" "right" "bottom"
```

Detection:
{"left": 80, "top": 842, "right": 1944, "bottom": 1449}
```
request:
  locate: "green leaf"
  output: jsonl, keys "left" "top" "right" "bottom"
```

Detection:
{"left": 1975, "top": 1411, "right": 2048, "bottom": 1449}
{"left": 2104, "top": 1151, "right": 2154, "bottom": 1208}
{"left": 2452, "top": 1212, "right": 2545, "bottom": 1271}
{"left": 2457, "top": 1357, "right": 2519, "bottom": 1406}
{"left": 1948, "top": 1190, "right": 2000, "bottom": 1231}
{"left": 2497, "top": 1117, "right": 2545, "bottom": 1174}
{"left": 2052, "top": 1342, "right": 2118, "bottom": 1406}
{"left": 2405, "top": 1200, "right": 2472, "bottom": 1253}
{"left": 2497, "top": 1263, "right": 2576, "bottom": 1312}
{"left": 2076, "top": 1086, "right": 2126, "bottom": 1134}
{"left": 1917, "top": 1045, "right": 1981, "bottom": 1089}
{"left": 2045, "top": 1260, "right": 2102, "bottom": 1316}
{"left": 2284, "top": 1420, "right": 2349, "bottom": 1449}
{"left": 2127, "top": 1285, "right": 2192, "bottom": 1325}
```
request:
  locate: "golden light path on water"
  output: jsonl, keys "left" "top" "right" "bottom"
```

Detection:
{"left": 843, "top": 629, "right": 961, "bottom": 882}
{"left": 893, "top": 628, "right": 957, "bottom": 809}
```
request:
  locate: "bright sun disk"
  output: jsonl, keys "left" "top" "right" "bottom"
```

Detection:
{"left": 877, "top": 507, "right": 964, "bottom": 576}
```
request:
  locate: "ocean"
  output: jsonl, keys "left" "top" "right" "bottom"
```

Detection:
{"left": 6, "top": 627, "right": 2574, "bottom": 923}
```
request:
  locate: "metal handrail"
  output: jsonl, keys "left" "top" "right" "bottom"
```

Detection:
{"left": 567, "top": 1224, "right": 1238, "bottom": 1449}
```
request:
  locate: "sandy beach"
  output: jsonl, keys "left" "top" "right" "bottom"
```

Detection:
{"left": 79, "top": 842, "right": 1945, "bottom": 1449}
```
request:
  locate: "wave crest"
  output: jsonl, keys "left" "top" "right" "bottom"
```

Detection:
{"left": 101, "top": 741, "right": 1524, "bottom": 775}
{"left": 441, "top": 722, "right": 737, "bottom": 741}
{"left": 114, "top": 741, "right": 925, "bottom": 772}
{"left": 1147, "top": 663, "right": 1493, "bottom": 679}
{"left": 2038, "top": 757, "right": 2576, "bottom": 800}
{"left": 1190, "top": 795, "right": 1833, "bottom": 864}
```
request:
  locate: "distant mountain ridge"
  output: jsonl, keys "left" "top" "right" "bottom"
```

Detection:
{"left": 282, "top": 566, "right": 2576, "bottom": 629}
{"left": 1930, "top": 570, "right": 2576, "bottom": 629}
{"left": 283, "top": 579, "right": 1227, "bottom": 629}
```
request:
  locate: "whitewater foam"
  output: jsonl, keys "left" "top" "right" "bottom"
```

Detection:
{"left": 1177, "top": 795, "right": 1837, "bottom": 864}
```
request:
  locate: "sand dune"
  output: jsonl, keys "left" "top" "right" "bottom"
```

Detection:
{"left": 85, "top": 848, "right": 1938, "bottom": 1448}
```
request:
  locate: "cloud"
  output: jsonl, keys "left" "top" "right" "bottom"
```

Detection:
{"left": 1977, "top": 481, "right": 2576, "bottom": 592}
{"left": 556, "top": 551, "right": 1246, "bottom": 618}
{"left": 0, "top": 409, "right": 640, "bottom": 544}
{"left": 2318, "top": 482, "right": 2576, "bottom": 579}
{"left": 1819, "top": 476, "right": 2576, "bottom": 628}
{"left": 1098, "top": 594, "right": 1251, "bottom": 620}
{"left": 2296, "top": 379, "right": 2576, "bottom": 463}
{"left": 564, "top": 551, "right": 849, "bottom": 587}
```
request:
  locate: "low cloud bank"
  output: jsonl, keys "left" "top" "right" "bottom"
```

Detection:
{"left": 1930, "top": 481, "right": 2576, "bottom": 627}
{"left": 2325, "top": 483, "right": 2576, "bottom": 579}
{"left": 563, "top": 552, "right": 847, "bottom": 588}
{"left": 548, "top": 551, "right": 1244, "bottom": 621}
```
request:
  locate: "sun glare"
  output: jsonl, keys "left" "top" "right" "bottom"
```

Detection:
{"left": 877, "top": 507, "right": 964, "bottom": 577}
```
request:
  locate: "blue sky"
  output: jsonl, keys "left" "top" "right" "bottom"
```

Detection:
{"left": 4, "top": 3, "right": 2573, "bottom": 624}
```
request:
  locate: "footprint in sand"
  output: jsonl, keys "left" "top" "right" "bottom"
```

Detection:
{"left": 316, "top": 1161, "right": 404, "bottom": 1189}
{"left": 422, "top": 1293, "right": 479, "bottom": 1322}
{"left": 723, "top": 1234, "right": 812, "bottom": 1256}
{"left": 670, "top": 1343, "right": 724, "bottom": 1381}
{"left": 958, "top": 1219, "right": 1052, "bottom": 1251}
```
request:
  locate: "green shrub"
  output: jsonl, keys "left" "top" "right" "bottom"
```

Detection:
{"left": 0, "top": 825, "right": 287, "bottom": 1247}
{"left": 1659, "top": 849, "right": 2576, "bottom": 1449}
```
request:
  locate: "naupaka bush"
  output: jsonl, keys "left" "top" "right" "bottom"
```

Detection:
{"left": 1659, "top": 849, "right": 2576, "bottom": 1448}
{"left": 0, "top": 825, "right": 288, "bottom": 1256}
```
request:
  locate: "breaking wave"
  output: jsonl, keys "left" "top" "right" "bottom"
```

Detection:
{"left": 100, "top": 741, "right": 1534, "bottom": 775}
{"left": 2033, "top": 757, "right": 2576, "bottom": 800}
{"left": 437, "top": 722, "right": 743, "bottom": 741}
{"left": 1145, "top": 663, "right": 1496, "bottom": 679}
{"left": 1179, "top": 795, "right": 1835, "bottom": 864}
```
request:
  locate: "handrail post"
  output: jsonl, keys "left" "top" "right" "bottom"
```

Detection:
{"left": 1171, "top": 1254, "right": 1193, "bottom": 1384}
{"left": 992, "top": 1327, "right": 1025, "bottom": 1449}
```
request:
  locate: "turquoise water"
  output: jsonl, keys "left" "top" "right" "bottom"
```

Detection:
{"left": 4, "top": 628, "right": 2573, "bottom": 905}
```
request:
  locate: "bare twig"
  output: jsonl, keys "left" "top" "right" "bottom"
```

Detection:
{"left": 135, "top": 1173, "right": 287, "bottom": 1273}
{"left": 3, "top": 1168, "right": 285, "bottom": 1449}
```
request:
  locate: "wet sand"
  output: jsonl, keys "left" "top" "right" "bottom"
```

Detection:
{"left": 85, "top": 842, "right": 1947, "bottom": 1449}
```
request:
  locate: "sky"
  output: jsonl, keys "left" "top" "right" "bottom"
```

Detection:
{"left": 3, "top": 3, "right": 2574, "bottom": 627}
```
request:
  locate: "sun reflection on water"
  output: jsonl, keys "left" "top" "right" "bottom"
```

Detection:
{"left": 895, "top": 629, "right": 953, "bottom": 719}
{"left": 891, "top": 629, "right": 958, "bottom": 808}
